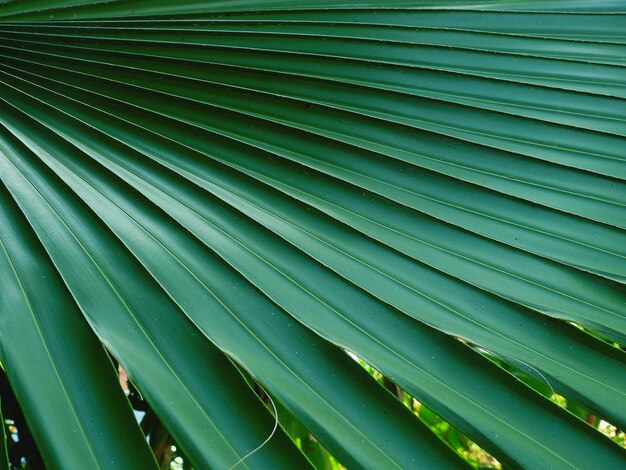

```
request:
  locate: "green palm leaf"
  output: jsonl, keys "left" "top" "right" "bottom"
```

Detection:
{"left": 0, "top": 1, "right": 624, "bottom": 468}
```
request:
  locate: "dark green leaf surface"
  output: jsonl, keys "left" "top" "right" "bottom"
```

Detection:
{"left": 0, "top": 179, "right": 157, "bottom": 469}
{"left": 0, "top": 1, "right": 625, "bottom": 469}
{"left": 0, "top": 100, "right": 466, "bottom": 468}
{"left": 1, "top": 67, "right": 626, "bottom": 433}
{"left": 0, "top": 123, "right": 317, "bottom": 470}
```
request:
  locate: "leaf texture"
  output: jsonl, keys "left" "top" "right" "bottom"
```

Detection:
{"left": 0, "top": 1, "right": 625, "bottom": 468}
